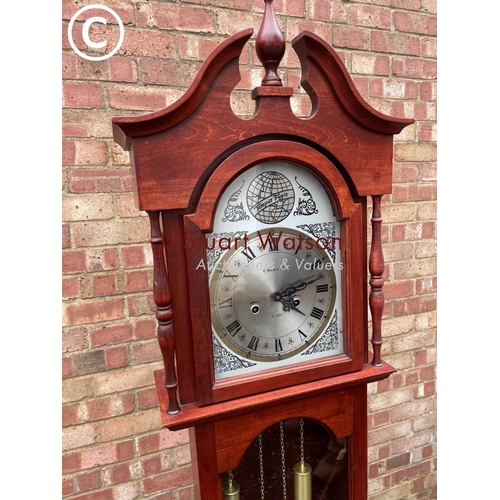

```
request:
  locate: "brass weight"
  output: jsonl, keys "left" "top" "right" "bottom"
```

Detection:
{"left": 293, "top": 461, "right": 312, "bottom": 500}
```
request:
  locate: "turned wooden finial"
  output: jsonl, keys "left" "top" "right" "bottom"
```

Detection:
{"left": 256, "top": 0, "right": 285, "bottom": 86}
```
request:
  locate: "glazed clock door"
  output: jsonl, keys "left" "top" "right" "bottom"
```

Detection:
{"left": 184, "top": 144, "right": 366, "bottom": 405}
{"left": 206, "top": 162, "right": 344, "bottom": 381}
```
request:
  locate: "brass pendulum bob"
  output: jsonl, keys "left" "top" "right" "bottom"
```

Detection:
{"left": 223, "top": 471, "right": 240, "bottom": 500}
{"left": 293, "top": 419, "right": 312, "bottom": 500}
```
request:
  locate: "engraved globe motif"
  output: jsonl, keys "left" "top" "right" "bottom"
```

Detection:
{"left": 246, "top": 171, "right": 295, "bottom": 224}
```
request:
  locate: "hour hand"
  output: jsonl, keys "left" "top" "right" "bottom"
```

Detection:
{"left": 280, "top": 296, "right": 306, "bottom": 316}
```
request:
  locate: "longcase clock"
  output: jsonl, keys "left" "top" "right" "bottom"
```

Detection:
{"left": 112, "top": 2, "right": 413, "bottom": 498}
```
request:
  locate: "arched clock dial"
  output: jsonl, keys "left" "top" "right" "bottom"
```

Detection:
{"left": 210, "top": 228, "right": 336, "bottom": 362}
{"left": 207, "top": 161, "right": 344, "bottom": 380}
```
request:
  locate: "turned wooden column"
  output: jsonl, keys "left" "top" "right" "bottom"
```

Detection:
{"left": 369, "top": 196, "right": 385, "bottom": 367}
{"left": 148, "top": 211, "right": 180, "bottom": 414}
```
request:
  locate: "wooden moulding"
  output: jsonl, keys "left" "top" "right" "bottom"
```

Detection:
{"left": 112, "top": 30, "right": 414, "bottom": 212}
{"left": 154, "top": 362, "right": 395, "bottom": 431}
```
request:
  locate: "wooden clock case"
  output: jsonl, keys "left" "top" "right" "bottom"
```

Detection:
{"left": 112, "top": 4, "right": 413, "bottom": 498}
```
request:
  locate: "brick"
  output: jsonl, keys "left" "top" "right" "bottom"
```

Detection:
{"left": 351, "top": 54, "right": 390, "bottom": 75}
{"left": 94, "top": 364, "right": 159, "bottom": 396}
{"left": 117, "top": 28, "right": 175, "bottom": 58}
{"left": 63, "top": 403, "right": 81, "bottom": 427}
{"left": 372, "top": 31, "right": 420, "bottom": 56}
{"left": 141, "top": 59, "right": 201, "bottom": 86}
{"left": 72, "top": 350, "right": 107, "bottom": 375}
{"left": 86, "top": 248, "right": 120, "bottom": 272}
{"left": 107, "top": 85, "right": 169, "bottom": 111}
{"left": 384, "top": 280, "right": 414, "bottom": 299}
{"left": 63, "top": 224, "right": 71, "bottom": 248}
{"left": 349, "top": 5, "right": 391, "bottom": 29}
{"left": 386, "top": 452, "right": 411, "bottom": 470}
{"left": 99, "top": 410, "right": 162, "bottom": 442}
{"left": 63, "top": 451, "right": 82, "bottom": 474}
{"left": 309, "top": 0, "right": 348, "bottom": 23}
{"left": 370, "top": 482, "right": 412, "bottom": 500}
{"left": 138, "top": 3, "right": 215, "bottom": 33}
{"left": 133, "top": 318, "right": 157, "bottom": 340}
{"left": 63, "top": 250, "right": 87, "bottom": 274}
{"left": 391, "top": 398, "right": 435, "bottom": 423}
{"left": 63, "top": 82, "right": 104, "bottom": 109}
{"left": 127, "top": 293, "right": 155, "bottom": 317}
{"left": 64, "top": 141, "right": 108, "bottom": 166}
{"left": 383, "top": 242, "right": 413, "bottom": 262}
{"left": 63, "top": 52, "right": 78, "bottom": 79}
{"left": 76, "top": 469, "right": 102, "bottom": 492}
{"left": 62, "top": 423, "right": 98, "bottom": 451}
{"left": 116, "top": 440, "right": 135, "bottom": 462}
{"left": 176, "top": 35, "right": 219, "bottom": 61}
{"left": 132, "top": 340, "right": 162, "bottom": 364}
{"left": 81, "top": 444, "right": 117, "bottom": 470}
{"left": 420, "top": 81, "right": 436, "bottom": 101}
{"left": 286, "top": 19, "right": 331, "bottom": 43}
{"left": 393, "top": 57, "right": 437, "bottom": 79}
{"left": 393, "top": 11, "right": 437, "bottom": 36}
{"left": 137, "top": 387, "right": 159, "bottom": 410}
{"left": 90, "top": 273, "right": 119, "bottom": 297}
{"left": 121, "top": 246, "right": 149, "bottom": 268}
{"left": 395, "top": 143, "right": 436, "bottom": 162}
{"left": 214, "top": 9, "right": 259, "bottom": 37}
{"left": 63, "top": 356, "right": 74, "bottom": 378}
{"left": 63, "top": 277, "right": 79, "bottom": 299}
{"left": 63, "top": 476, "right": 76, "bottom": 496}
{"left": 104, "top": 462, "right": 132, "bottom": 485}
{"left": 342, "top": 28, "right": 372, "bottom": 50}
{"left": 392, "top": 330, "right": 436, "bottom": 353}
{"left": 416, "top": 277, "right": 437, "bottom": 295}
{"left": 62, "top": 1, "right": 136, "bottom": 25}
{"left": 418, "top": 122, "right": 437, "bottom": 142}
{"left": 63, "top": 377, "right": 93, "bottom": 403}
{"left": 368, "top": 420, "right": 412, "bottom": 446}
{"left": 371, "top": 78, "right": 419, "bottom": 99}
{"left": 91, "top": 322, "right": 133, "bottom": 347}
{"left": 415, "top": 240, "right": 436, "bottom": 258}
{"left": 126, "top": 270, "right": 151, "bottom": 293}
{"left": 141, "top": 455, "right": 163, "bottom": 476}
{"left": 142, "top": 467, "right": 193, "bottom": 495}
{"left": 86, "top": 393, "right": 135, "bottom": 422}
{"left": 393, "top": 258, "right": 436, "bottom": 279}
{"left": 68, "top": 168, "right": 132, "bottom": 194}
{"left": 73, "top": 219, "right": 149, "bottom": 247}
{"left": 109, "top": 57, "right": 138, "bottom": 83}
{"left": 105, "top": 345, "right": 130, "bottom": 369}
{"left": 175, "top": 446, "right": 191, "bottom": 466}
{"left": 63, "top": 298, "right": 125, "bottom": 326}
{"left": 76, "top": 59, "right": 111, "bottom": 81}
{"left": 63, "top": 195, "right": 114, "bottom": 221}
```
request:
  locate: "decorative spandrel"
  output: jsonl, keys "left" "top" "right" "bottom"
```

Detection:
{"left": 222, "top": 418, "right": 348, "bottom": 500}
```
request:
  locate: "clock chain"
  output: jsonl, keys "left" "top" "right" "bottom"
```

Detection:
{"left": 280, "top": 421, "right": 287, "bottom": 500}
{"left": 293, "top": 418, "right": 312, "bottom": 499}
{"left": 259, "top": 433, "right": 265, "bottom": 500}
{"left": 222, "top": 469, "right": 240, "bottom": 499}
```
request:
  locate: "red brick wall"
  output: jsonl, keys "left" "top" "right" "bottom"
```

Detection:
{"left": 62, "top": 1, "right": 437, "bottom": 498}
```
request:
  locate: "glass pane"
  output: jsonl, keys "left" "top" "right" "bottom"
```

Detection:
{"left": 222, "top": 418, "right": 348, "bottom": 500}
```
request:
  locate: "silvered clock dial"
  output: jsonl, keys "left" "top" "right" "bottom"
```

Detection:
{"left": 205, "top": 162, "right": 344, "bottom": 381}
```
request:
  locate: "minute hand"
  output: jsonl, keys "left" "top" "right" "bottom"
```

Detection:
{"left": 273, "top": 273, "right": 324, "bottom": 301}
